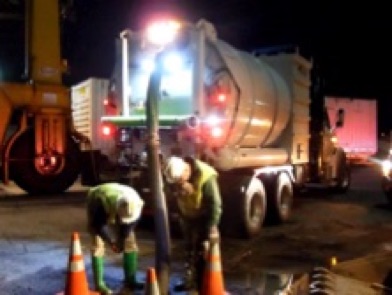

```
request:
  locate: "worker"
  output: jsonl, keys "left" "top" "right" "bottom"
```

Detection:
{"left": 86, "top": 182, "right": 144, "bottom": 294}
{"left": 163, "top": 156, "right": 222, "bottom": 292}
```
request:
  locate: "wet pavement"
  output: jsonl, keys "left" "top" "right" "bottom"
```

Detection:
{"left": 0, "top": 183, "right": 285, "bottom": 294}
{"left": 1, "top": 161, "right": 392, "bottom": 294}
{"left": 0, "top": 236, "right": 290, "bottom": 294}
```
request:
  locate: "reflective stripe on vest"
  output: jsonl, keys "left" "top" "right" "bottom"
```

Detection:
{"left": 177, "top": 160, "right": 217, "bottom": 217}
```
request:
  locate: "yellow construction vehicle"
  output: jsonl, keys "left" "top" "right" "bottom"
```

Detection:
{"left": 0, "top": 0, "right": 83, "bottom": 194}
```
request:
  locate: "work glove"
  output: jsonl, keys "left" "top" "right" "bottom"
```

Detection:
{"left": 208, "top": 225, "right": 220, "bottom": 244}
{"left": 181, "top": 182, "right": 195, "bottom": 195}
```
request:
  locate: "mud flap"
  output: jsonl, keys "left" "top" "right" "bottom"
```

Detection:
{"left": 80, "top": 150, "right": 101, "bottom": 186}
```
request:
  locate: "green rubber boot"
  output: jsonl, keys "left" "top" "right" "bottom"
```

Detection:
{"left": 92, "top": 256, "right": 113, "bottom": 294}
{"left": 123, "top": 252, "right": 144, "bottom": 290}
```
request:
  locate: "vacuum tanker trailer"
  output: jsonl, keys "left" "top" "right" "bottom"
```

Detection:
{"left": 75, "top": 19, "right": 350, "bottom": 238}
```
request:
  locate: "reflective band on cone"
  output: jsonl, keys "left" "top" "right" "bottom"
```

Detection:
{"left": 72, "top": 239, "right": 82, "bottom": 255}
{"left": 201, "top": 242, "right": 228, "bottom": 295}
{"left": 144, "top": 267, "right": 160, "bottom": 295}
{"left": 70, "top": 260, "right": 85, "bottom": 272}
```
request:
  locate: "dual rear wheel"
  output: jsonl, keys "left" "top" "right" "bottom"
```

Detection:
{"left": 221, "top": 171, "right": 294, "bottom": 239}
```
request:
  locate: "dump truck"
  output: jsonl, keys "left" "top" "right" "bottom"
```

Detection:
{"left": 325, "top": 97, "right": 378, "bottom": 162}
{"left": 0, "top": 0, "right": 83, "bottom": 194}
{"left": 74, "top": 19, "right": 350, "bottom": 238}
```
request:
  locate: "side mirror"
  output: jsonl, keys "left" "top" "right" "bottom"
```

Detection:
{"left": 336, "top": 108, "right": 345, "bottom": 128}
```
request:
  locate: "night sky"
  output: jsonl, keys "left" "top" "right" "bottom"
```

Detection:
{"left": 2, "top": 0, "right": 392, "bottom": 133}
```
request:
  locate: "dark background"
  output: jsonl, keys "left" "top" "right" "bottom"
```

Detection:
{"left": 1, "top": 0, "right": 391, "bottom": 133}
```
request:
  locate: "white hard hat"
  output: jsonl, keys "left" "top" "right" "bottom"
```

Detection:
{"left": 116, "top": 186, "right": 144, "bottom": 224}
{"left": 163, "top": 156, "right": 187, "bottom": 183}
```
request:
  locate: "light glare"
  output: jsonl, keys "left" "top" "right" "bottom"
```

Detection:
{"left": 211, "top": 126, "right": 223, "bottom": 138}
{"left": 382, "top": 160, "right": 391, "bottom": 176}
{"left": 205, "top": 115, "right": 221, "bottom": 126}
{"left": 146, "top": 20, "right": 181, "bottom": 45}
{"left": 141, "top": 58, "right": 155, "bottom": 73}
{"left": 102, "top": 125, "right": 111, "bottom": 136}
{"left": 163, "top": 53, "right": 184, "bottom": 73}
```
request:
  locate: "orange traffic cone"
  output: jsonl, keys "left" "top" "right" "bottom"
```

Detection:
{"left": 144, "top": 267, "right": 160, "bottom": 295}
{"left": 201, "top": 242, "right": 226, "bottom": 295}
{"left": 57, "top": 232, "right": 99, "bottom": 295}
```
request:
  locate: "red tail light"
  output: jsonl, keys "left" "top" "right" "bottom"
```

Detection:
{"left": 217, "top": 93, "right": 227, "bottom": 103}
{"left": 211, "top": 126, "right": 224, "bottom": 138}
{"left": 103, "top": 92, "right": 118, "bottom": 115}
{"left": 200, "top": 115, "right": 227, "bottom": 147}
{"left": 209, "top": 92, "right": 227, "bottom": 106}
{"left": 100, "top": 123, "right": 115, "bottom": 138}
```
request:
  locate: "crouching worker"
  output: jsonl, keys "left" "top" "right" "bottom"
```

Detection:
{"left": 163, "top": 156, "right": 222, "bottom": 292}
{"left": 86, "top": 182, "right": 144, "bottom": 294}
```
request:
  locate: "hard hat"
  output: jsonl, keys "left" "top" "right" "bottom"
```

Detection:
{"left": 116, "top": 186, "right": 144, "bottom": 224}
{"left": 163, "top": 156, "right": 187, "bottom": 183}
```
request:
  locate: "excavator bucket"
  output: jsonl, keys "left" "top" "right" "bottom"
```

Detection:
{"left": 290, "top": 250, "right": 392, "bottom": 294}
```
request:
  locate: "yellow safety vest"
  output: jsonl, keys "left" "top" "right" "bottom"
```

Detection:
{"left": 177, "top": 160, "right": 217, "bottom": 218}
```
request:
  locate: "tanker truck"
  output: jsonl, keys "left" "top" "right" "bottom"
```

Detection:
{"left": 76, "top": 19, "right": 350, "bottom": 238}
{"left": 0, "top": 0, "right": 84, "bottom": 194}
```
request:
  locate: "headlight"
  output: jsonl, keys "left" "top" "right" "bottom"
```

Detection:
{"left": 382, "top": 160, "right": 392, "bottom": 177}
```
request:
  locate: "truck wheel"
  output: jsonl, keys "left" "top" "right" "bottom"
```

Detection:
{"left": 386, "top": 191, "right": 392, "bottom": 207}
{"left": 241, "top": 177, "right": 267, "bottom": 238}
{"left": 9, "top": 129, "right": 81, "bottom": 195}
{"left": 335, "top": 165, "right": 350, "bottom": 193}
{"left": 381, "top": 178, "right": 392, "bottom": 206}
{"left": 220, "top": 174, "right": 266, "bottom": 238}
{"left": 331, "top": 149, "right": 351, "bottom": 193}
{"left": 266, "top": 172, "right": 293, "bottom": 224}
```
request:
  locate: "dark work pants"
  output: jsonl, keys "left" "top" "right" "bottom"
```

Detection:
{"left": 179, "top": 216, "right": 209, "bottom": 291}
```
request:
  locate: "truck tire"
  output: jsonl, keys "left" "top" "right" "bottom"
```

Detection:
{"left": 241, "top": 177, "right": 267, "bottom": 237}
{"left": 9, "top": 129, "right": 81, "bottom": 195}
{"left": 385, "top": 191, "right": 392, "bottom": 207}
{"left": 331, "top": 149, "right": 351, "bottom": 193}
{"left": 265, "top": 172, "right": 293, "bottom": 224}
{"left": 381, "top": 177, "right": 392, "bottom": 206}
{"left": 220, "top": 174, "right": 266, "bottom": 238}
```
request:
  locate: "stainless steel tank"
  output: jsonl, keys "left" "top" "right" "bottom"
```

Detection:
{"left": 203, "top": 39, "right": 291, "bottom": 149}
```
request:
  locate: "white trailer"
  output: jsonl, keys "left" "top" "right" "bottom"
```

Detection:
{"left": 71, "top": 77, "right": 116, "bottom": 160}
{"left": 325, "top": 97, "right": 377, "bottom": 162}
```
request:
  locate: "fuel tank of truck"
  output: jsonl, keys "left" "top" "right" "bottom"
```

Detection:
{"left": 201, "top": 38, "right": 291, "bottom": 149}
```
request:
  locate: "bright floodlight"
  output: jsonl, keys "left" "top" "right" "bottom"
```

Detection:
{"left": 146, "top": 20, "right": 181, "bottom": 45}
{"left": 141, "top": 58, "right": 155, "bottom": 73}
{"left": 163, "top": 52, "right": 184, "bottom": 73}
